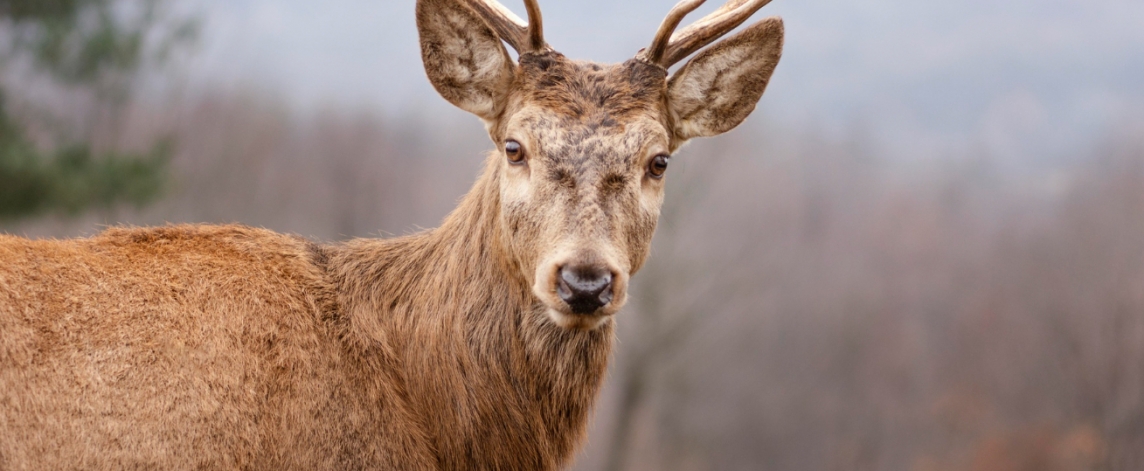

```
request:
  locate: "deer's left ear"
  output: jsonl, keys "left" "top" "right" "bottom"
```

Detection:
{"left": 667, "top": 17, "right": 784, "bottom": 141}
{"left": 417, "top": 0, "right": 516, "bottom": 121}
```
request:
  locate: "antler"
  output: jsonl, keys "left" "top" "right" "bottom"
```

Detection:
{"left": 464, "top": 0, "right": 546, "bottom": 54}
{"left": 645, "top": 0, "right": 775, "bottom": 68}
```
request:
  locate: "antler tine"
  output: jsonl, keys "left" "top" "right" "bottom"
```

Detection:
{"left": 659, "top": 0, "right": 774, "bottom": 67}
{"left": 523, "top": 0, "right": 545, "bottom": 52}
{"left": 464, "top": 0, "right": 546, "bottom": 54}
{"left": 645, "top": 0, "right": 706, "bottom": 66}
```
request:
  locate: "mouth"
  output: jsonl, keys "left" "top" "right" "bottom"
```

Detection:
{"left": 544, "top": 307, "right": 615, "bottom": 331}
{"left": 538, "top": 282, "right": 626, "bottom": 331}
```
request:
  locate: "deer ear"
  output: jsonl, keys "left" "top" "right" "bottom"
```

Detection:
{"left": 417, "top": 0, "right": 515, "bottom": 121}
{"left": 667, "top": 17, "right": 783, "bottom": 141}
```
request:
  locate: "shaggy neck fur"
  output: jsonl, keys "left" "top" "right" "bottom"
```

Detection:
{"left": 329, "top": 156, "right": 614, "bottom": 469}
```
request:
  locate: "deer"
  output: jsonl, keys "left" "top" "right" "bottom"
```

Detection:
{"left": 0, "top": 0, "right": 783, "bottom": 469}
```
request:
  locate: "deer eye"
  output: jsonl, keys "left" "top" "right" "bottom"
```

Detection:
{"left": 648, "top": 154, "right": 670, "bottom": 179}
{"left": 505, "top": 140, "right": 526, "bottom": 165}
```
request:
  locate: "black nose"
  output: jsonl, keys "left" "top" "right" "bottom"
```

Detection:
{"left": 556, "top": 265, "right": 614, "bottom": 314}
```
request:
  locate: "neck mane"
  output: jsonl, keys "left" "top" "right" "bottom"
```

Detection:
{"left": 328, "top": 156, "right": 614, "bottom": 469}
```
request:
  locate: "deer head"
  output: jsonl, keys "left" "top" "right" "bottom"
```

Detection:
{"left": 416, "top": 0, "right": 783, "bottom": 330}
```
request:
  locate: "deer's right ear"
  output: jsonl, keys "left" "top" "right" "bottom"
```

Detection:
{"left": 417, "top": 0, "right": 516, "bottom": 121}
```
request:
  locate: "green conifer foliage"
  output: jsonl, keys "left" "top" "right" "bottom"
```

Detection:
{"left": 0, "top": 0, "right": 195, "bottom": 220}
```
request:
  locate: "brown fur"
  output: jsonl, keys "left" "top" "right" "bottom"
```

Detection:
{"left": 1, "top": 165, "right": 605, "bottom": 470}
{"left": 0, "top": 1, "right": 784, "bottom": 469}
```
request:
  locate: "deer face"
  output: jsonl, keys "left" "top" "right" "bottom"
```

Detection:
{"left": 417, "top": 0, "right": 784, "bottom": 329}
{"left": 494, "top": 56, "right": 670, "bottom": 329}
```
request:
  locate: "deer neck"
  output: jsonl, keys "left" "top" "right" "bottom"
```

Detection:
{"left": 331, "top": 155, "right": 614, "bottom": 468}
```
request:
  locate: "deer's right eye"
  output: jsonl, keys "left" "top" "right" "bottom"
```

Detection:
{"left": 505, "top": 140, "right": 526, "bottom": 165}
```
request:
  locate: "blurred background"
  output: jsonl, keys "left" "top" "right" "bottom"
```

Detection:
{"left": 2, "top": 0, "right": 1143, "bottom": 469}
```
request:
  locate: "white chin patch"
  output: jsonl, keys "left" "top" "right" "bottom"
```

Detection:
{"left": 546, "top": 308, "right": 611, "bottom": 331}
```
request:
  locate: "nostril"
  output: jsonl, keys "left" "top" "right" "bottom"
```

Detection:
{"left": 556, "top": 265, "right": 614, "bottom": 314}
{"left": 561, "top": 267, "right": 611, "bottom": 295}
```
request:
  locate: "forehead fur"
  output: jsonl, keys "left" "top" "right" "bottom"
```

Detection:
{"left": 512, "top": 53, "right": 669, "bottom": 124}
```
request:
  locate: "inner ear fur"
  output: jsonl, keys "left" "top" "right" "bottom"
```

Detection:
{"left": 667, "top": 17, "right": 784, "bottom": 142}
{"left": 417, "top": 0, "right": 516, "bottom": 121}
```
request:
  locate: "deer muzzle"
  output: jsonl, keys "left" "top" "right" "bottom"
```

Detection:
{"left": 556, "top": 264, "right": 615, "bottom": 314}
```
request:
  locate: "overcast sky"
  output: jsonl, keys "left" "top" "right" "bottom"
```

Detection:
{"left": 183, "top": 0, "right": 1144, "bottom": 164}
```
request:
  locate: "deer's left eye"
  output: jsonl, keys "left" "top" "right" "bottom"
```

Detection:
{"left": 648, "top": 154, "right": 670, "bottom": 179}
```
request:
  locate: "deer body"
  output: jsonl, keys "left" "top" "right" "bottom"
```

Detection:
{"left": 0, "top": 0, "right": 784, "bottom": 469}
{"left": 1, "top": 164, "right": 605, "bottom": 469}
